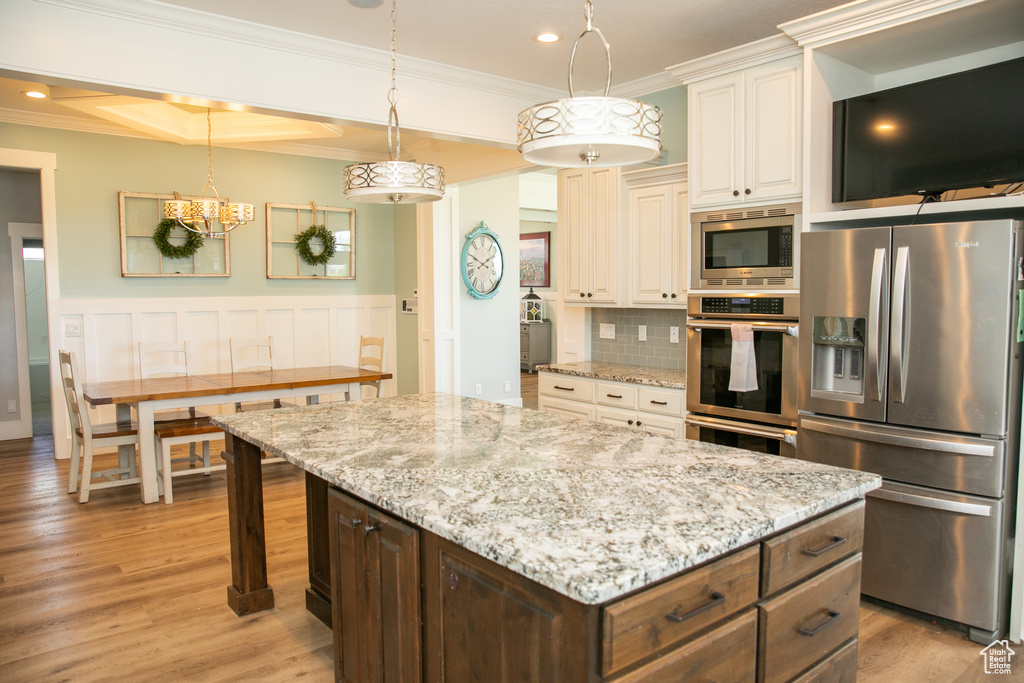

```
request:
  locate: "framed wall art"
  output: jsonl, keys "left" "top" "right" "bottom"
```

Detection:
{"left": 519, "top": 231, "right": 550, "bottom": 288}
{"left": 266, "top": 202, "right": 356, "bottom": 280}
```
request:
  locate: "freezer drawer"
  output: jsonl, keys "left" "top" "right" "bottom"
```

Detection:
{"left": 861, "top": 481, "right": 1007, "bottom": 634}
{"left": 799, "top": 415, "right": 1005, "bottom": 497}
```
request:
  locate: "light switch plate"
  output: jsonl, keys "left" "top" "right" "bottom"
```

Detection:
{"left": 7, "top": 400, "right": 16, "bottom": 414}
{"left": 638, "top": 325, "right": 647, "bottom": 342}
{"left": 600, "top": 323, "right": 615, "bottom": 340}
{"left": 670, "top": 326, "right": 680, "bottom": 343}
{"left": 65, "top": 322, "right": 82, "bottom": 337}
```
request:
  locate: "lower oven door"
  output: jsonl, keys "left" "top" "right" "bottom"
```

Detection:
{"left": 686, "top": 319, "right": 798, "bottom": 427}
{"left": 685, "top": 414, "right": 797, "bottom": 458}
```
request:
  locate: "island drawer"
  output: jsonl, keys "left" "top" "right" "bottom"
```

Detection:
{"left": 539, "top": 374, "right": 595, "bottom": 402}
{"left": 596, "top": 382, "right": 638, "bottom": 408}
{"left": 611, "top": 609, "right": 756, "bottom": 683}
{"left": 761, "top": 501, "right": 864, "bottom": 595}
{"left": 637, "top": 386, "right": 685, "bottom": 417}
{"left": 601, "top": 545, "right": 760, "bottom": 677}
{"left": 758, "top": 553, "right": 862, "bottom": 683}
{"left": 791, "top": 637, "right": 857, "bottom": 683}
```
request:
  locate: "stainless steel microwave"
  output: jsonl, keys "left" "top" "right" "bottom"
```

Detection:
{"left": 691, "top": 212, "right": 800, "bottom": 289}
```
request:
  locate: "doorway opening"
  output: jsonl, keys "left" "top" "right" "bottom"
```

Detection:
{"left": 22, "top": 239, "right": 51, "bottom": 435}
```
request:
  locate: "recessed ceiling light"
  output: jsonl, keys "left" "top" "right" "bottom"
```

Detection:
{"left": 349, "top": 0, "right": 383, "bottom": 7}
{"left": 23, "top": 87, "right": 48, "bottom": 99}
{"left": 535, "top": 32, "right": 561, "bottom": 43}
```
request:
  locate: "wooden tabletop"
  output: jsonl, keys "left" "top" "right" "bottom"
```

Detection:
{"left": 83, "top": 365, "right": 392, "bottom": 406}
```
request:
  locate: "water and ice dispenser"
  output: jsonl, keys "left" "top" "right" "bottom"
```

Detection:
{"left": 810, "top": 316, "right": 866, "bottom": 398}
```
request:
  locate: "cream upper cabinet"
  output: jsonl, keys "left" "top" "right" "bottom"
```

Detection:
{"left": 624, "top": 164, "right": 689, "bottom": 307}
{"left": 688, "top": 57, "right": 802, "bottom": 209}
{"left": 558, "top": 167, "right": 622, "bottom": 305}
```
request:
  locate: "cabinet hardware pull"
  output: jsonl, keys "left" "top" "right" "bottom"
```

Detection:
{"left": 636, "top": 421, "right": 642, "bottom": 427}
{"left": 732, "top": 190, "right": 740, "bottom": 197}
{"left": 650, "top": 400, "right": 668, "bottom": 405}
{"left": 662, "top": 293, "right": 668, "bottom": 298}
{"left": 803, "top": 536, "right": 846, "bottom": 557}
{"left": 665, "top": 592, "right": 725, "bottom": 623}
{"left": 554, "top": 385, "right": 574, "bottom": 392}
{"left": 744, "top": 188, "right": 751, "bottom": 195}
{"left": 352, "top": 519, "right": 362, "bottom": 527}
{"left": 671, "top": 293, "right": 677, "bottom": 299}
{"left": 606, "top": 393, "right": 622, "bottom": 399}
{"left": 363, "top": 524, "right": 381, "bottom": 535}
{"left": 798, "top": 609, "right": 841, "bottom": 637}
{"left": 447, "top": 571, "right": 459, "bottom": 591}
{"left": 627, "top": 419, "right": 634, "bottom": 425}
{"left": 580, "top": 292, "right": 585, "bottom": 298}
{"left": 587, "top": 292, "right": 593, "bottom": 298}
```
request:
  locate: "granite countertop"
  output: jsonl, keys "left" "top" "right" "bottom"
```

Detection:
{"left": 537, "top": 361, "right": 686, "bottom": 390}
{"left": 212, "top": 393, "right": 879, "bottom": 605}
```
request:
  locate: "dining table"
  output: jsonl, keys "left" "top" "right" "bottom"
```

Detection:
{"left": 82, "top": 364, "right": 392, "bottom": 504}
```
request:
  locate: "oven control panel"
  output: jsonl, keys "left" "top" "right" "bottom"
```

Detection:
{"left": 689, "top": 294, "right": 799, "bottom": 319}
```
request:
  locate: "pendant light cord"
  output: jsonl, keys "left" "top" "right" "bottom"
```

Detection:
{"left": 386, "top": 0, "right": 402, "bottom": 162}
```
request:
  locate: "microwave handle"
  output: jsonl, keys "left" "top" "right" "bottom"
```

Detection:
{"left": 685, "top": 322, "right": 798, "bottom": 336}
{"left": 685, "top": 415, "right": 797, "bottom": 445}
{"left": 867, "top": 247, "right": 887, "bottom": 402}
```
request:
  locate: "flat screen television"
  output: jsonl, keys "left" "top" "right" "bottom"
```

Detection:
{"left": 832, "top": 56, "right": 1024, "bottom": 203}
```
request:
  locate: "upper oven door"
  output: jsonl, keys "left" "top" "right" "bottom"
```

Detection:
{"left": 686, "top": 319, "right": 799, "bottom": 426}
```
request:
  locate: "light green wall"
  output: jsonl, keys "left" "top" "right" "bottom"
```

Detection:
{"left": 0, "top": 122, "right": 396, "bottom": 298}
{"left": 640, "top": 85, "right": 687, "bottom": 165}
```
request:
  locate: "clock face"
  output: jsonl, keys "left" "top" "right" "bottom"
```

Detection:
{"left": 464, "top": 231, "right": 503, "bottom": 297}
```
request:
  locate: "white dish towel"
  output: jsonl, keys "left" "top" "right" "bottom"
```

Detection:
{"left": 728, "top": 323, "right": 759, "bottom": 392}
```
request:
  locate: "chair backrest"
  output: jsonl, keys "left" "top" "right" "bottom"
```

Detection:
{"left": 359, "top": 335, "right": 384, "bottom": 373}
{"left": 58, "top": 350, "right": 92, "bottom": 438}
{"left": 230, "top": 337, "right": 276, "bottom": 372}
{"left": 139, "top": 341, "right": 192, "bottom": 378}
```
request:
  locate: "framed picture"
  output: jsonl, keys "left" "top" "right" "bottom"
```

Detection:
{"left": 519, "top": 232, "right": 550, "bottom": 287}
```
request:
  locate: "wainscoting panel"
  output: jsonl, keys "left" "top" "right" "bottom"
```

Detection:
{"left": 54, "top": 294, "right": 397, "bottom": 459}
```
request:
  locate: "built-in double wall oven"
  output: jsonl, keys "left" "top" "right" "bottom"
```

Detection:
{"left": 685, "top": 293, "right": 799, "bottom": 458}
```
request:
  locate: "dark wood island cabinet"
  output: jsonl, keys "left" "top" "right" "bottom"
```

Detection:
{"left": 212, "top": 394, "right": 879, "bottom": 683}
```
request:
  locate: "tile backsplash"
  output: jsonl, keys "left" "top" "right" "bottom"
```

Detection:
{"left": 590, "top": 308, "right": 687, "bottom": 370}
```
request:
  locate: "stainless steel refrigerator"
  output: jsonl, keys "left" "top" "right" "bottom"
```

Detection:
{"left": 798, "top": 218, "right": 1023, "bottom": 643}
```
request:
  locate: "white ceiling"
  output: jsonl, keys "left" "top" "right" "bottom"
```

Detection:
{"left": 0, "top": 0, "right": 857, "bottom": 179}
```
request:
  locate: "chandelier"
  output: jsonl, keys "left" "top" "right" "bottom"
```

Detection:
{"left": 517, "top": 0, "right": 662, "bottom": 168}
{"left": 343, "top": 0, "right": 445, "bottom": 203}
{"left": 164, "top": 108, "right": 254, "bottom": 237}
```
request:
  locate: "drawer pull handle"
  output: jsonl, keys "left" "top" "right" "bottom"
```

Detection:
{"left": 798, "top": 609, "right": 841, "bottom": 637}
{"left": 650, "top": 400, "right": 669, "bottom": 406}
{"left": 803, "top": 536, "right": 846, "bottom": 557}
{"left": 606, "top": 393, "right": 623, "bottom": 399}
{"left": 554, "top": 385, "right": 575, "bottom": 392}
{"left": 363, "top": 523, "right": 381, "bottom": 535}
{"left": 665, "top": 591, "right": 725, "bottom": 624}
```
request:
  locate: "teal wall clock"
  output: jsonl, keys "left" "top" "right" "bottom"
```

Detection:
{"left": 461, "top": 221, "right": 504, "bottom": 300}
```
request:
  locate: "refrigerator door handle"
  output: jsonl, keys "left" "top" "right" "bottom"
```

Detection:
{"left": 868, "top": 247, "right": 887, "bottom": 402}
{"left": 891, "top": 246, "right": 911, "bottom": 403}
{"left": 868, "top": 488, "right": 992, "bottom": 517}
{"left": 799, "top": 417, "right": 997, "bottom": 457}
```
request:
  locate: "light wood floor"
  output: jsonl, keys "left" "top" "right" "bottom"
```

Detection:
{"left": 0, "top": 433, "right": 997, "bottom": 681}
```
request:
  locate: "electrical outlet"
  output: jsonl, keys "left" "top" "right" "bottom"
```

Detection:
{"left": 475, "top": 383, "right": 482, "bottom": 395}
{"left": 638, "top": 325, "right": 647, "bottom": 342}
{"left": 7, "top": 400, "right": 16, "bottom": 414}
{"left": 670, "top": 326, "right": 680, "bottom": 343}
{"left": 65, "top": 322, "right": 82, "bottom": 337}
{"left": 599, "top": 323, "right": 615, "bottom": 340}
{"left": 504, "top": 380, "right": 511, "bottom": 393}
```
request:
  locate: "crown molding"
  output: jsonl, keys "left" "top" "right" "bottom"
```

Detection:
{"left": 39, "top": 0, "right": 564, "bottom": 103}
{"left": 221, "top": 141, "right": 379, "bottom": 163}
{"left": 0, "top": 106, "right": 156, "bottom": 138}
{"left": 666, "top": 33, "right": 802, "bottom": 84}
{"left": 622, "top": 162, "right": 688, "bottom": 187}
{"left": 609, "top": 71, "right": 682, "bottom": 99}
{"left": 779, "top": 0, "right": 987, "bottom": 49}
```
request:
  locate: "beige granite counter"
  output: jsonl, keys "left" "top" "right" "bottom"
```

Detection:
{"left": 537, "top": 361, "right": 686, "bottom": 390}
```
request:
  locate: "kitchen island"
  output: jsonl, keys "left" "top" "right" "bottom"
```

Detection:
{"left": 212, "top": 393, "right": 879, "bottom": 682}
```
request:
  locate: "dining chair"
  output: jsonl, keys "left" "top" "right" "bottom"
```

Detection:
{"left": 140, "top": 341, "right": 226, "bottom": 504}
{"left": 60, "top": 350, "right": 141, "bottom": 503}
{"left": 358, "top": 335, "right": 386, "bottom": 399}
{"left": 229, "top": 336, "right": 296, "bottom": 411}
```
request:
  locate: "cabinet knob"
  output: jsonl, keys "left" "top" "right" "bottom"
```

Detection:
{"left": 587, "top": 292, "right": 593, "bottom": 298}
{"left": 351, "top": 518, "right": 362, "bottom": 528}
{"left": 662, "top": 293, "right": 668, "bottom": 298}
{"left": 627, "top": 419, "right": 634, "bottom": 425}
{"left": 732, "top": 190, "right": 740, "bottom": 197}
{"left": 447, "top": 571, "right": 460, "bottom": 591}
{"left": 744, "top": 188, "right": 751, "bottom": 195}
{"left": 636, "top": 421, "right": 643, "bottom": 427}
{"left": 363, "top": 523, "right": 381, "bottom": 535}
{"left": 671, "top": 293, "right": 677, "bottom": 299}
{"left": 580, "top": 292, "right": 585, "bottom": 298}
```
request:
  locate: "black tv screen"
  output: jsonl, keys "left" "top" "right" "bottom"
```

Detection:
{"left": 832, "top": 56, "right": 1024, "bottom": 203}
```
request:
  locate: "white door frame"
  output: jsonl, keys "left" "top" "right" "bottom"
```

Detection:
{"left": 3, "top": 222, "right": 43, "bottom": 440}
{"left": 416, "top": 188, "right": 461, "bottom": 394}
{"left": 0, "top": 149, "right": 65, "bottom": 455}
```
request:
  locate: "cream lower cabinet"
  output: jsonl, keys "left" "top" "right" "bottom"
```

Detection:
{"left": 538, "top": 372, "right": 685, "bottom": 436}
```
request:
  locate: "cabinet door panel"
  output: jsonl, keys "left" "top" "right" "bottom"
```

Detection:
{"left": 690, "top": 75, "right": 742, "bottom": 207}
{"left": 559, "top": 169, "right": 588, "bottom": 302}
{"left": 328, "top": 490, "right": 374, "bottom": 683}
{"left": 746, "top": 62, "right": 801, "bottom": 201}
{"left": 370, "top": 508, "right": 422, "bottom": 683}
{"left": 673, "top": 182, "right": 689, "bottom": 298}
{"left": 630, "top": 185, "right": 673, "bottom": 304}
{"left": 589, "top": 167, "right": 619, "bottom": 303}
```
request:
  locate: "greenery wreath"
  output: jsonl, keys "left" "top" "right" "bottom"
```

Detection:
{"left": 153, "top": 218, "right": 204, "bottom": 260}
{"left": 294, "top": 224, "right": 337, "bottom": 266}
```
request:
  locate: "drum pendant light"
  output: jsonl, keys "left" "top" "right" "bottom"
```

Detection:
{"left": 343, "top": 0, "right": 445, "bottom": 203}
{"left": 517, "top": 0, "right": 662, "bottom": 168}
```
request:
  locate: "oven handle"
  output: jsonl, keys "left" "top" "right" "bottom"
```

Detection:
{"left": 868, "top": 488, "right": 992, "bottom": 517}
{"left": 685, "top": 415, "right": 797, "bottom": 445}
{"left": 686, "top": 321, "right": 798, "bottom": 336}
